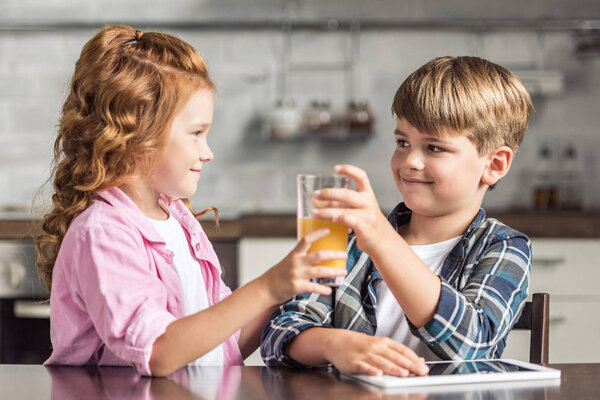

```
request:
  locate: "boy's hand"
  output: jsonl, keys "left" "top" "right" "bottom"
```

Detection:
{"left": 324, "top": 330, "right": 429, "bottom": 377}
{"left": 311, "top": 164, "right": 396, "bottom": 255}
{"left": 260, "top": 228, "right": 348, "bottom": 304}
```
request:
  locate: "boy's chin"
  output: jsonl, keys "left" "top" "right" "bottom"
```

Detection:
{"left": 403, "top": 199, "right": 440, "bottom": 217}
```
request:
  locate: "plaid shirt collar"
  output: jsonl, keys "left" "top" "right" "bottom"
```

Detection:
{"left": 366, "top": 203, "right": 486, "bottom": 285}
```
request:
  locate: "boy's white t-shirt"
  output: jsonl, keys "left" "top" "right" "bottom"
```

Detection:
{"left": 374, "top": 235, "right": 462, "bottom": 361}
{"left": 149, "top": 211, "right": 224, "bottom": 366}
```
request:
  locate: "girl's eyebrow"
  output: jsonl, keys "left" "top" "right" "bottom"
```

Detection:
{"left": 189, "top": 123, "right": 211, "bottom": 130}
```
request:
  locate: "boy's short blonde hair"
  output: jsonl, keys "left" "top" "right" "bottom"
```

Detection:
{"left": 392, "top": 56, "right": 533, "bottom": 155}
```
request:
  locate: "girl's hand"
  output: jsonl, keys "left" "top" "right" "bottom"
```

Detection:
{"left": 311, "top": 164, "right": 394, "bottom": 255}
{"left": 260, "top": 228, "right": 348, "bottom": 304}
{"left": 324, "top": 330, "right": 429, "bottom": 377}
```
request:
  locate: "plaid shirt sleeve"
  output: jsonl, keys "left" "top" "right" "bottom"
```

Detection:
{"left": 409, "top": 232, "right": 532, "bottom": 360}
{"left": 259, "top": 290, "right": 336, "bottom": 367}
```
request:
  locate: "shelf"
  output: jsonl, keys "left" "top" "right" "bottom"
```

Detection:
{"left": 1, "top": 18, "right": 599, "bottom": 33}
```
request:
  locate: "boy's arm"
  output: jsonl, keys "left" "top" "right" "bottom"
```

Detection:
{"left": 408, "top": 234, "right": 531, "bottom": 360}
{"left": 312, "top": 165, "right": 442, "bottom": 328}
{"left": 260, "top": 291, "right": 336, "bottom": 367}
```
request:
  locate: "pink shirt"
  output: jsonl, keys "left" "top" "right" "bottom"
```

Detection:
{"left": 45, "top": 187, "right": 243, "bottom": 375}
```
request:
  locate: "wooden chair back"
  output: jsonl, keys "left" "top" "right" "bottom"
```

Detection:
{"left": 512, "top": 293, "right": 550, "bottom": 364}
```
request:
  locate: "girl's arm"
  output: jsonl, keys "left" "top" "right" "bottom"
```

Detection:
{"left": 237, "top": 306, "right": 277, "bottom": 360}
{"left": 149, "top": 229, "right": 347, "bottom": 377}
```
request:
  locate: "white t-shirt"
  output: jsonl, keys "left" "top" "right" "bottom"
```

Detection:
{"left": 374, "top": 236, "right": 462, "bottom": 361}
{"left": 149, "top": 211, "right": 224, "bottom": 366}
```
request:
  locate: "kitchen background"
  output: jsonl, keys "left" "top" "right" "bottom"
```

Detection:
{"left": 1, "top": 0, "right": 599, "bottom": 365}
{"left": 1, "top": 0, "right": 599, "bottom": 217}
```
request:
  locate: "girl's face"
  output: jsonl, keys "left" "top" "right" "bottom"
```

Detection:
{"left": 152, "top": 89, "right": 214, "bottom": 199}
{"left": 390, "top": 118, "right": 489, "bottom": 217}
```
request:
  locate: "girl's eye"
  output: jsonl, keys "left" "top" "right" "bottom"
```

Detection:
{"left": 193, "top": 131, "right": 203, "bottom": 137}
{"left": 428, "top": 145, "right": 445, "bottom": 153}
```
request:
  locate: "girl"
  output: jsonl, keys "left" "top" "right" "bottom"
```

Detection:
{"left": 35, "top": 25, "right": 347, "bottom": 377}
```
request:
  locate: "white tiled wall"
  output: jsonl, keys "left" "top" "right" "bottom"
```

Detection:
{"left": 1, "top": 1, "right": 599, "bottom": 217}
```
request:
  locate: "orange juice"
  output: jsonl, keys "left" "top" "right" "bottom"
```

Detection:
{"left": 298, "top": 217, "right": 348, "bottom": 269}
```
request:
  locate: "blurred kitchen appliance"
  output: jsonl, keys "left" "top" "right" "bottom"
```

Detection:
{"left": 0, "top": 240, "right": 50, "bottom": 364}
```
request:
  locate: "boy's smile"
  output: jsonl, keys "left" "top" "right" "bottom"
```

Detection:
{"left": 391, "top": 118, "right": 489, "bottom": 218}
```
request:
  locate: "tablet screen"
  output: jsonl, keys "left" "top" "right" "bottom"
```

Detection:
{"left": 426, "top": 360, "right": 536, "bottom": 376}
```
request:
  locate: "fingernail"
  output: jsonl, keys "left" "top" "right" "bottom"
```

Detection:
{"left": 314, "top": 189, "right": 321, "bottom": 196}
{"left": 418, "top": 365, "right": 429, "bottom": 374}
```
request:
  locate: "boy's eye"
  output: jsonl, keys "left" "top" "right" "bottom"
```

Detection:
{"left": 396, "top": 138, "right": 409, "bottom": 147}
{"left": 193, "top": 130, "right": 203, "bottom": 137}
{"left": 428, "top": 145, "right": 445, "bottom": 153}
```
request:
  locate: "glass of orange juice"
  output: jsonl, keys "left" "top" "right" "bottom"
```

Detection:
{"left": 297, "top": 174, "right": 350, "bottom": 286}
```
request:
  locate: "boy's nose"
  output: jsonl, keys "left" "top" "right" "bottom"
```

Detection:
{"left": 404, "top": 150, "right": 425, "bottom": 170}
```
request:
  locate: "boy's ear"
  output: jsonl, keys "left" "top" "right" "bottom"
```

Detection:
{"left": 482, "top": 146, "right": 513, "bottom": 186}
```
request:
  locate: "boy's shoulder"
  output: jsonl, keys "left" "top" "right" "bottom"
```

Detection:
{"left": 474, "top": 215, "right": 530, "bottom": 242}
{"left": 467, "top": 215, "right": 532, "bottom": 259}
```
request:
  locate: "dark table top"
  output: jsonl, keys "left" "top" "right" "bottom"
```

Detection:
{"left": 0, "top": 363, "right": 598, "bottom": 399}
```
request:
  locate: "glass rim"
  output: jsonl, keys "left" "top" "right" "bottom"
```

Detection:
{"left": 296, "top": 173, "right": 349, "bottom": 179}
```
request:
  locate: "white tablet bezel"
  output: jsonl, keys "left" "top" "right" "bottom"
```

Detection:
{"left": 344, "top": 359, "right": 561, "bottom": 389}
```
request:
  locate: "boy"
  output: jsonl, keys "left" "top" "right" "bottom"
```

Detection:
{"left": 260, "top": 56, "right": 533, "bottom": 377}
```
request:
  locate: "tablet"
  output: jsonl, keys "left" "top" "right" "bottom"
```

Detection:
{"left": 344, "top": 359, "right": 561, "bottom": 389}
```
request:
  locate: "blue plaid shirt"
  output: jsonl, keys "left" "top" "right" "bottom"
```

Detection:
{"left": 260, "top": 203, "right": 531, "bottom": 367}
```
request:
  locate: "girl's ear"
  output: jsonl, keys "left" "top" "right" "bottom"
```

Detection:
{"left": 482, "top": 146, "right": 514, "bottom": 186}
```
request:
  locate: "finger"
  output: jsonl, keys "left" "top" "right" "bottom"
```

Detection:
{"left": 314, "top": 188, "right": 364, "bottom": 208}
{"left": 385, "top": 343, "right": 429, "bottom": 376}
{"left": 295, "top": 227, "right": 330, "bottom": 253}
{"left": 303, "top": 281, "right": 333, "bottom": 296}
{"left": 303, "top": 250, "right": 347, "bottom": 266}
{"left": 366, "top": 354, "right": 410, "bottom": 377}
{"left": 334, "top": 164, "right": 374, "bottom": 193}
{"left": 354, "top": 361, "right": 383, "bottom": 377}
{"left": 311, "top": 208, "right": 360, "bottom": 230}
{"left": 305, "top": 266, "right": 347, "bottom": 279}
{"left": 387, "top": 340, "right": 423, "bottom": 364}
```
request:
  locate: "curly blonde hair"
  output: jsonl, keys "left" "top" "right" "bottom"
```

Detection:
{"left": 36, "top": 25, "right": 215, "bottom": 291}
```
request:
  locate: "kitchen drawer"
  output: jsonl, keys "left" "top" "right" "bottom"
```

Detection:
{"left": 529, "top": 239, "right": 600, "bottom": 296}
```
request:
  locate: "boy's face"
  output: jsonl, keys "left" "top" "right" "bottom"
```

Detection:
{"left": 391, "top": 118, "right": 489, "bottom": 217}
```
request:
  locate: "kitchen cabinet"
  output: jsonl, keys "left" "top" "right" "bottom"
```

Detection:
{"left": 503, "top": 238, "right": 600, "bottom": 363}
{"left": 238, "top": 238, "right": 298, "bottom": 365}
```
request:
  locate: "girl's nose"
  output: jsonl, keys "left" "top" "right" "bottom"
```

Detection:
{"left": 200, "top": 144, "right": 214, "bottom": 162}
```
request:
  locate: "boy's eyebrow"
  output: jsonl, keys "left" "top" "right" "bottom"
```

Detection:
{"left": 394, "top": 128, "right": 451, "bottom": 143}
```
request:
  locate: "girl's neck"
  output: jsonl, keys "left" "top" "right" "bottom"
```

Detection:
{"left": 398, "top": 206, "right": 480, "bottom": 246}
{"left": 119, "top": 182, "right": 169, "bottom": 220}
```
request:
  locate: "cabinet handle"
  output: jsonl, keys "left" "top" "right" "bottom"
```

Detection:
{"left": 549, "top": 315, "right": 566, "bottom": 325}
{"left": 13, "top": 301, "right": 50, "bottom": 319}
{"left": 532, "top": 257, "right": 565, "bottom": 267}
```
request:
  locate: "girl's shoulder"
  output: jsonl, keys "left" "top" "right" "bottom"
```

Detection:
{"left": 65, "top": 193, "right": 162, "bottom": 246}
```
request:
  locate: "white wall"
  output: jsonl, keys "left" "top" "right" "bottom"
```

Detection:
{"left": 1, "top": 0, "right": 599, "bottom": 217}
